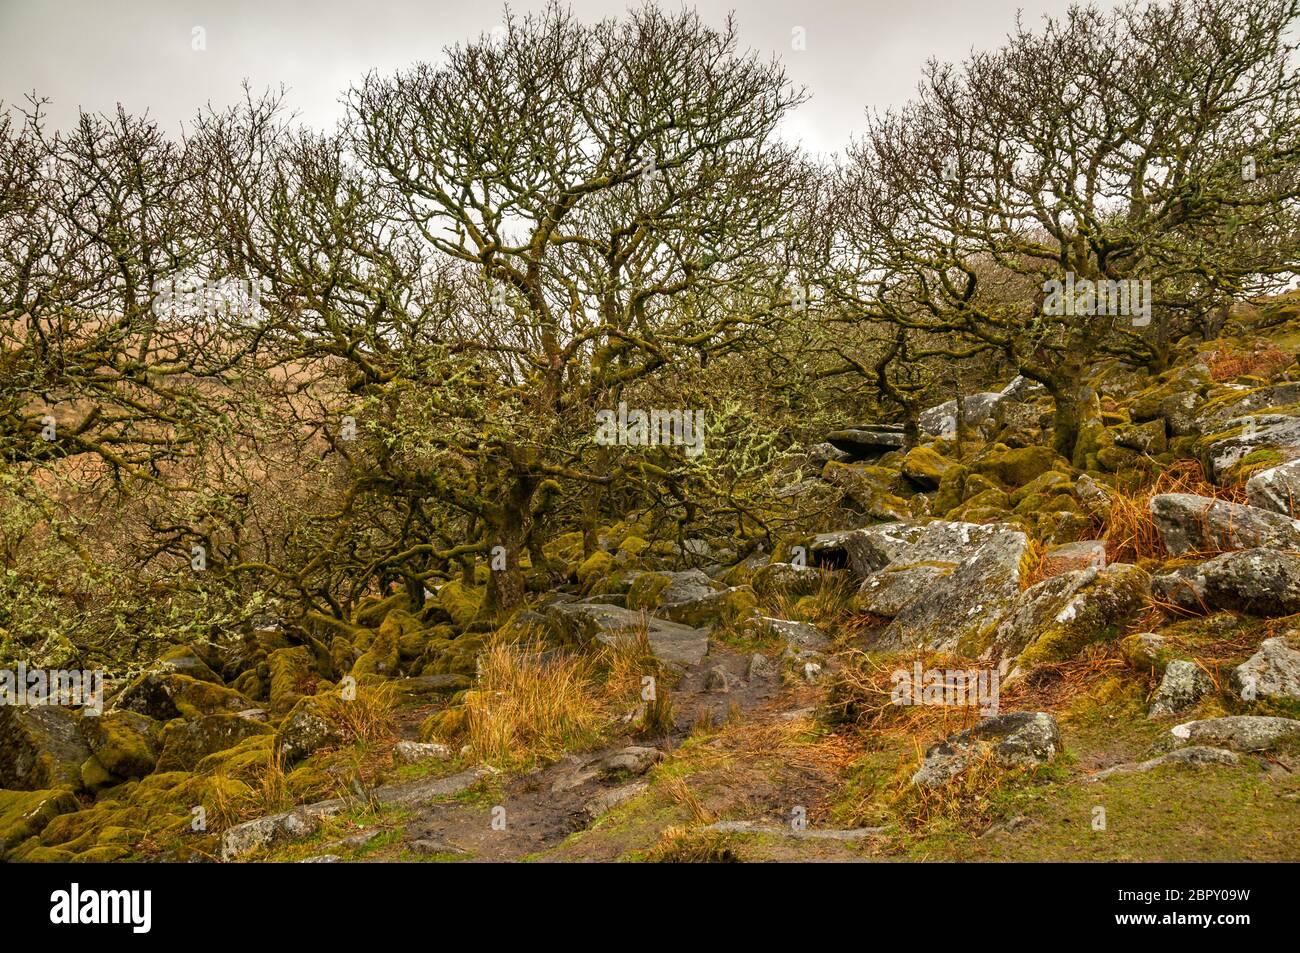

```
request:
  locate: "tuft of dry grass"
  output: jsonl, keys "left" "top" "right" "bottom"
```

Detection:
{"left": 1102, "top": 459, "right": 1246, "bottom": 563}
{"left": 467, "top": 641, "right": 604, "bottom": 766}
{"left": 1206, "top": 343, "right": 1294, "bottom": 382}
{"left": 645, "top": 826, "right": 739, "bottom": 863}
{"left": 320, "top": 682, "right": 398, "bottom": 748}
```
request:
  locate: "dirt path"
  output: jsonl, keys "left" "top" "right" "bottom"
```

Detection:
{"left": 363, "top": 641, "right": 788, "bottom": 862}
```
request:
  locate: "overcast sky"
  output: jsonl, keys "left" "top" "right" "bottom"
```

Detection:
{"left": 0, "top": 0, "right": 1123, "bottom": 156}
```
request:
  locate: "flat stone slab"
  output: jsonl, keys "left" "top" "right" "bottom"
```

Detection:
{"left": 705, "top": 820, "right": 885, "bottom": 840}
{"left": 1170, "top": 715, "right": 1300, "bottom": 752}
{"left": 544, "top": 602, "right": 709, "bottom": 667}
{"left": 220, "top": 766, "right": 494, "bottom": 861}
{"left": 1085, "top": 746, "right": 1239, "bottom": 782}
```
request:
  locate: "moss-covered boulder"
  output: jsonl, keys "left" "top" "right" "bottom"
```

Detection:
{"left": 276, "top": 696, "right": 343, "bottom": 766}
{"left": 0, "top": 706, "right": 92, "bottom": 791}
{"left": 156, "top": 713, "right": 274, "bottom": 772}
{"left": 436, "top": 580, "right": 484, "bottom": 630}
{"left": 267, "top": 646, "right": 317, "bottom": 713}
{"left": 821, "top": 461, "right": 911, "bottom": 521}
{"left": 657, "top": 585, "right": 758, "bottom": 628}
{"left": 77, "top": 709, "right": 160, "bottom": 779}
{"left": 111, "top": 672, "right": 254, "bottom": 722}
{"left": 973, "top": 445, "right": 1066, "bottom": 487}
{"left": 354, "top": 591, "right": 410, "bottom": 628}
{"left": 901, "top": 446, "right": 954, "bottom": 490}
{"left": 154, "top": 645, "right": 223, "bottom": 684}
{"left": 0, "top": 788, "right": 80, "bottom": 857}
{"left": 576, "top": 550, "right": 615, "bottom": 591}
{"left": 996, "top": 563, "right": 1151, "bottom": 670}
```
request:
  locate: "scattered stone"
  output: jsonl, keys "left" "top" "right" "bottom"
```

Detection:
{"left": 1085, "top": 746, "right": 1240, "bottom": 781}
{"left": 1037, "top": 540, "right": 1107, "bottom": 577}
{"left": 594, "top": 746, "right": 663, "bottom": 777}
{"left": 1148, "top": 660, "right": 1214, "bottom": 717}
{"left": 1150, "top": 566, "right": 1208, "bottom": 613}
{"left": 1246, "top": 459, "right": 1300, "bottom": 517}
{"left": 543, "top": 602, "right": 709, "bottom": 667}
{"left": 0, "top": 706, "right": 92, "bottom": 791}
{"left": 409, "top": 838, "right": 468, "bottom": 856}
{"left": 1122, "top": 632, "right": 1171, "bottom": 672}
{"left": 1149, "top": 493, "right": 1300, "bottom": 556}
{"left": 1197, "top": 549, "right": 1300, "bottom": 616}
{"left": 393, "top": 740, "right": 453, "bottom": 765}
{"left": 1170, "top": 715, "right": 1300, "bottom": 751}
{"left": 704, "top": 819, "right": 885, "bottom": 840}
{"left": 746, "top": 653, "right": 776, "bottom": 681}
{"left": 743, "top": 616, "right": 828, "bottom": 650}
{"left": 1233, "top": 636, "right": 1300, "bottom": 702}
{"left": 298, "top": 854, "right": 343, "bottom": 863}
{"left": 583, "top": 782, "right": 648, "bottom": 819}
{"left": 749, "top": 562, "right": 825, "bottom": 600}
{"left": 703, "top": 665, "right": 733, "bottom": 693}
{"left": 912, "top": 712, "right": 1061, "bottom": 787}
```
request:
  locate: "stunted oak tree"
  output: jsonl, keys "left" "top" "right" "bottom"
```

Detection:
{"left": 830, "top": 0, "right": 1300, "bottom": 459}
{"left": 336, "top": 2, "right": 809, "bottom": 612}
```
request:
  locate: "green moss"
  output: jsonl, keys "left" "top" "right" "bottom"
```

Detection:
{"left": 0, "top": 788, "right": 79, "bottom": 856}
{"left": 626, "top": 572, "right": 673, "bottom": 611}
{"left": 79, "top": 709, "right": 160, "bottom": 779}
{"left": 974, "top": 446, "right": 1067, "bottom": 487}
{"left": 576, "top": 550, "right": 615, "bottom": 591}
{"left": 436, "top": 580, "right": 484, "bottom": 630}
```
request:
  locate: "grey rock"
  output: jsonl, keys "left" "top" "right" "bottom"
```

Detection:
{"left": 1197, "top": 548, "right": 1300, "bottom": 616}
{"left": 543, "top": 602, "right": 709, "bottom": 667}
{"left": 912, "top": 712, "right": 1061, "bottom": 787}
{"left": 583, "top": 782, "right": 648, "bottom": 819}
{"left": 703, "top": 665, "right": 733, "bottom": 693}
{"left": 1234, "top": 636, "right": 1300, "bottom": 702}
{"left": 749, "top": 562, "right": 825, "bottom": 600}
{"left": 743, "top": 616, "right": 828, "bottom": 650}
{"left": 1201, "top": 413, "right": 1300, "bottom": 482}
{"left": 594, "top": 746, "right": 663, "bottom": 777}
{"left": 1151, "top": 566, "right": 1208, "bottom": 613}
{"left": 0, "top": 706, "right": 91, "bottom": 791}
{"left": 1246, "top": 459, "right": 1300, "bottom": 517}
{"left": 393, "top": 740, "right": 453, "bottom": 765}
{"left": 920, "top": 393, "right": 1004, "bottom": 437}
{"left": 875, "top": 526, "right": 1029, "bottom": 654}
{"left": 1149, "top": 493, "right": 1300, "bottom": 555}
{"left": 1148, "top": 660, "right": 1214, "bottom": 717}
{"left": 409, "top": 838, "right": 468, "bottom": 856}
{"left": 1086, "top": 746, "right": 1239, "bottom": 781}
{"left": 746, "top": 653, "right": 776, "bottom": 681}
{"left": 704, "top": 819, "right": 885, "bottom": 840}
{"left": 993, "top": 564, "right": 1149, "bottom": 666}
{"left": 276, "top": 697, "right": 344, "bottom": 766}
{"left": 825, "top": 427, "right": 907, "bottom": 460}
{"left": 855, "top": 563, "right": 951, "bottom": 617}
{"left": 298, "top": 854, "right": 343, "bottom": 863}
{"left": 1170, "top": 715, "right": 1300, "bottom": 751}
